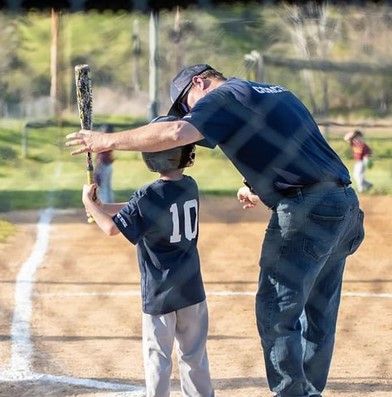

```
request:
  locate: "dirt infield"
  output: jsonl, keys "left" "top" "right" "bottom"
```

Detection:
{"left": 0, "top": 195, "right": 391, "bottom": 397}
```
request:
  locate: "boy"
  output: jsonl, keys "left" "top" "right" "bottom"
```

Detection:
{"left": 82, "top": 116, "right": 214, "bottom": 397}
{"left": 344, "top": 129, "right": 373, "bottom": 192}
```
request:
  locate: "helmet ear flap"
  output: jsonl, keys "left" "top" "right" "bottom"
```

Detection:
{"left": 179, "top": 144, "right": 196, "bottom": 168}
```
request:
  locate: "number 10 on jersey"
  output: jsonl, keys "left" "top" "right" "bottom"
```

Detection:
{"left": 169, "top": 199, "right": 198, "bottom": 243}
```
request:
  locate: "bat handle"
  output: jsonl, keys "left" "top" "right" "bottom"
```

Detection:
{"left": 87, "top": 178, "right": 95, "bottom": 223}
{"left": 87, "top": 155, "right": 96, "bottom": 224}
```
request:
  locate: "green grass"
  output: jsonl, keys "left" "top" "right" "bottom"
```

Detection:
{"left": 0, "top": 219, "right": 17, "bottom": 242}
{"left": 0, "top": 121, "right": 245, "bottom": 211}
{"left": 0, "top": 121, "right": 391, "bottom": 213}
{"left": 0, "top": 152, "right": 244, "bottom": 211}
{"left": 341, "top": 158, "right": 392, "bottom": 195}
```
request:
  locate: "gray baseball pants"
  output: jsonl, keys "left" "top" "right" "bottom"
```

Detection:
{"left": 142, "top": 300, "right": 214, "bottom": 397}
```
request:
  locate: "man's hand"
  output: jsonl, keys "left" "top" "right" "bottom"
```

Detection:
{"left": 237, "top": 186, "right": 261, "bottom": 209}
{"left": 66, "top": 129, "right": 108, "bottom": 155}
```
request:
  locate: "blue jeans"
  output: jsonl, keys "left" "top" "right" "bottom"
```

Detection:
{"left": 256, "top": 185, "right": 365, "bottom": 397}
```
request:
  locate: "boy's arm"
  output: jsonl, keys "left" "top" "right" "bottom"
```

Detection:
{"left": 102, "top": 202, "right": 129, "bottom": 216}
{"left": 82, "top": 184, "right": 120, "bottom": 236}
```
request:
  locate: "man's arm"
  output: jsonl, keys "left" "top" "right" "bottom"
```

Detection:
{"left": 237, "top": 186, "right": 261, "bottom": 209}
{"left": 66, "top": 120, "right": 204, "bottom": 155}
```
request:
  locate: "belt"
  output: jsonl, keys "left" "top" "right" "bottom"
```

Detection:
{"left": 281, "top": 181, "right": 349, "bottom": 198}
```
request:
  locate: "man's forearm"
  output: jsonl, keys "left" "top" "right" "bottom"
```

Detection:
{"left": 66, "top": 120, "right": 204, "bottom": 155}
{"left": 108, "top": 121, "right": 201, "bottom": 152}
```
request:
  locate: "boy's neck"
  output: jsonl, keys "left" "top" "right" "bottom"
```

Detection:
{"left": 159, "top": 168, "right": 184, "bottom": 181}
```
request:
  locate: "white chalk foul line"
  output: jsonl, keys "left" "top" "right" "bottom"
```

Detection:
{"left": 342, "top": 291, "right": 392, "bottom": 299}
{"left": 34, "top": 290, "right": 256, "bottom": 298}
{"left": 10, "top": 207, "right": 54, "bottom": 377}
{"left": 35, "top": 290, "right": 392, "bottom": 299}
{"left": 39, "top": 374, "right": 145, "bottom": 395}
{"left": 0, "top": 372, "right": 145, "bottom": 396}
{"left": 0, "top": 207, "right": 146, "bottom": 396}
{"left": 36, "top": 290, "right": 142, "bottom": 297}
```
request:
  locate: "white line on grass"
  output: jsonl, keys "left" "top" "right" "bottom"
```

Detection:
{"left": 0, "top": 207, "right": 145, "bottom": 396}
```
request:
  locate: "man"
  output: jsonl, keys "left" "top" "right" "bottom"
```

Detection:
{"left": 67, "top": 64, "right": 365, "bottom": 397}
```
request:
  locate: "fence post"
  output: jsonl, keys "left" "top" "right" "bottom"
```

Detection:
{"left": 21, "top": 122, "right": 28, "bottom": 159}
{"left": 244, "top": 50, "right": 264, "bottom": 81}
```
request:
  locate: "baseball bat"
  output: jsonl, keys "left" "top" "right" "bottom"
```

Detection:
{"left": 75, "top": 64, "right": 95, "bottom": 223}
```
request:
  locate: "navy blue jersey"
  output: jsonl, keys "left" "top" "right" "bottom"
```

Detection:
{"left": 184, "top": 78, "right": 351, "bottom": 207}
{"left": 113, "top": 175, "right": 205, "bottom": 315}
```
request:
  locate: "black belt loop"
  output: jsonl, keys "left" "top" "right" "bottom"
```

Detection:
{"left": 281, "top": 181, "right": 348, "bottom": 198}
{"left": 295, "top": 187, "right": 303, "bottom": 200}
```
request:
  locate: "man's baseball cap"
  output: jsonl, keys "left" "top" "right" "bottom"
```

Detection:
{"left": 168, "top": 64, "right": 213, "bottom": 117}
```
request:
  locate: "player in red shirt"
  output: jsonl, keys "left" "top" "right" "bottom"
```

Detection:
{"left": 344, "top": 130, "right": 373, "bottom": 192}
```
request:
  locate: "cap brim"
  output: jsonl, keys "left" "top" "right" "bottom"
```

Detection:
{"left": 168, "top": 65, "right": 213, "bottom": 118}
{"left": 168, "top": 101, "right": 186, "bottom": 117}
{"left": 168, "top": 80, "right": 194, "bottom": 117}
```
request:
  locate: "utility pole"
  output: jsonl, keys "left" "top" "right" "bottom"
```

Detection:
{"left": 50, "top": 8, "right": 60, "bottom": 120}
{"left": 174, "top": 6, "right": 182, "bottom": 73}
{"left": 148, "top": 10, "right": 159, "bottom": 120}
{"left": 132, "top": 19, "right": 141, "bottom": 92}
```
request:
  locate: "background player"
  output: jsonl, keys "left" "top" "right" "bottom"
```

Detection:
{"left": 82, "top": 115, "right": 214, "bottom": 397}
{"left": 344, "top": 129, "right": 373, "bottom": 192}
{"left": 93, "top": 123, "right": 115, "bottom": 203}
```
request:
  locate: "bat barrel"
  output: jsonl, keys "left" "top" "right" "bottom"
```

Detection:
{"left": 75, "top": 64, "right": 93, "bottom": 131}
{"left": 75, "top": 64, "right": 95, "bottom": 224}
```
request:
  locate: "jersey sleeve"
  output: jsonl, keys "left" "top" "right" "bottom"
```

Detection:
{"left": 112, "top": 191, "right": 146, "bottom": 245}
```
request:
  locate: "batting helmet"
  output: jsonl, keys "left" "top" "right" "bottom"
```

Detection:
{"left": 142, "top": 115, "right": 196, "bottom": 172}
